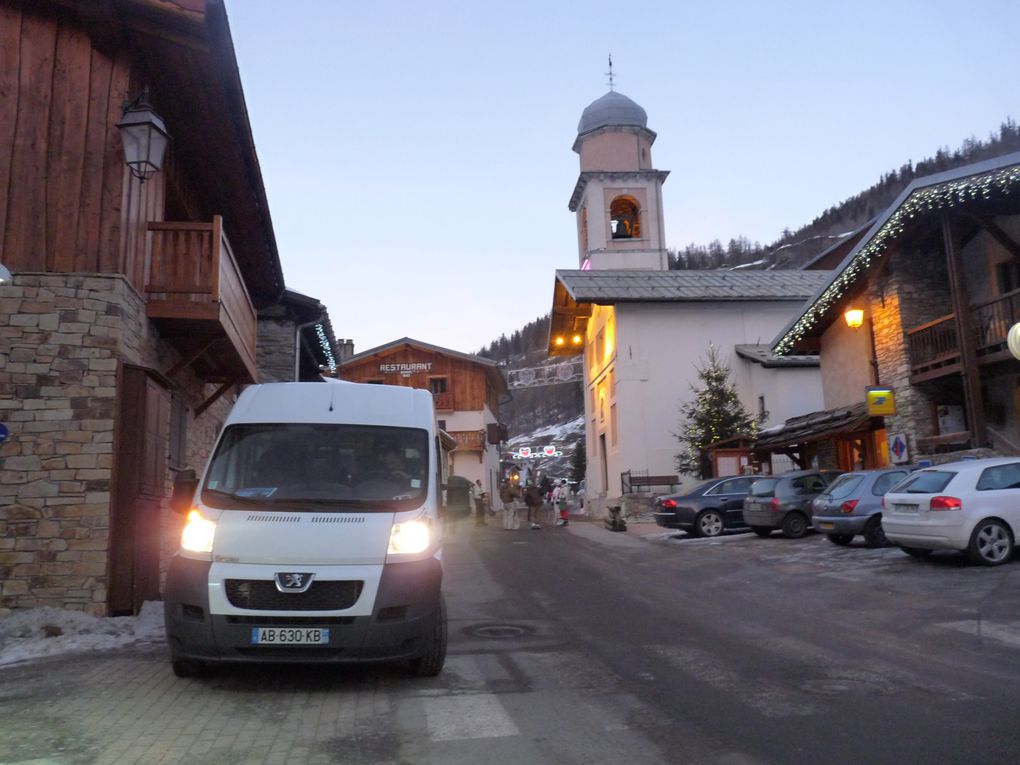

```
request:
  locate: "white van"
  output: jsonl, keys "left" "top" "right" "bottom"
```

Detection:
{"left": 163, "top": 381, "right": 447, "bottom": 677}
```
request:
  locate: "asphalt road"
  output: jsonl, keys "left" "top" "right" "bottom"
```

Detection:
{"left": 2, "top": 515, "right": 1020, "bottom": 765}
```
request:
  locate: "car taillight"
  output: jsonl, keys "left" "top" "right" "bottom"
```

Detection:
{"left": 662, "top": 499, "right": 677, "bottom": 509}
{"left": 841, "top": 499, "right": 859, "bottom": 514}
{"left": 769, "top": 497, "right": 781, "bottom": 511}
{"left": 930, "top": 495, "right": 962, "bottom": 511}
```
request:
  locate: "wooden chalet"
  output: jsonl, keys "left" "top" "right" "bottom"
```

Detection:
{"left": 769, "top": 152, "right": 1020, "bottom": 467}
{"left": 0, "top": 0, "right": 335, "bottom": 615}
{"left": 338, "top": 338, "right": 509, "bottom": 497}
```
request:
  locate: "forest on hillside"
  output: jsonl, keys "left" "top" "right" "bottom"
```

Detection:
{"left": 482, "top": 119, "right": 1020, "bottom": 439}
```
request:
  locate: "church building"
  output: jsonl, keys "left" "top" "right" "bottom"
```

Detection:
{"left": 547, "top": 89, "right": 832, "bottom": 515}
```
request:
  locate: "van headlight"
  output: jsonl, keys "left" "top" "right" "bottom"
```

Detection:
{"left": 181, "top": 510, "right": 216, "bottom": 554}
{"left": 388, "top": 518, "right": 431, "bottom": 556}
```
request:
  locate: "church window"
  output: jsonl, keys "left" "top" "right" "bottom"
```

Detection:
{"left": 610, "top": 197, "right": 640, "bottom": 239}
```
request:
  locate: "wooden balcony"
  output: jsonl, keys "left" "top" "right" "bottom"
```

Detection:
{"left": 907, "top": 289, "right": 1020, "bottom": 382}
{"left": 145, "top": 216, "right": 258, "bottom": 384}
{"left": 433, "top": 391, "right": 453, "bottom": 411}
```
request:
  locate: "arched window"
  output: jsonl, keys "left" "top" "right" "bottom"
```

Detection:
{"left": 610, "top": 197, "right": 640, "bottom": 239}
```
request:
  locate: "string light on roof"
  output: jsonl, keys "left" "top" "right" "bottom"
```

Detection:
{"left": 774, "top": 163, "right": 1020, "bottom": 356}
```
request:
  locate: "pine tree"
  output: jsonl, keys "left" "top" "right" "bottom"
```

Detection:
{"left": 570, "top": 440, "right": 586, "bottom": 483}
{"left": 674, "top": 345, "right": 764, "bottom": 479}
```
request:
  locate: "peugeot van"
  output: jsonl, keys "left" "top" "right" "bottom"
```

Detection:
{"left": 163, "top": 381, "right": 447, "bottom": 677}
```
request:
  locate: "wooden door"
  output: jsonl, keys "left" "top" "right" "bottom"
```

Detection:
{"left": 110, "top": 366, "right": 170, "bottom": 615}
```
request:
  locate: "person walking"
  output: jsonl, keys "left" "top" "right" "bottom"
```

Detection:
{"left": 499, "top": 478, "right": 521, "bottom": 530}
{"left": 553, "top": 480, "right": 570, "bottom": 526}
{"left": 471, "top": 479, "right": 487, "bottom": 526}
{"left": 524, "top": 481, "right": 542, "bottom": 530}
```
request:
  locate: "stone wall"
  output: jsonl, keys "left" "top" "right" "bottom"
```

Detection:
{"left": 257, "top": 306, "right": 298, "bottom": 383}
{"left": 0, "top": 273, "right": 234, "bottom": 616}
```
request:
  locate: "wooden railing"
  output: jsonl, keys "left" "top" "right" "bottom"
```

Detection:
{"left": 907, "top": 289, "right": 1020, "bottom": 379}
{"left": 145, "top": 216, "right": 257, "bottom": 380}
{"left": 433, "top": 392, "right": 453, "bottom": 411}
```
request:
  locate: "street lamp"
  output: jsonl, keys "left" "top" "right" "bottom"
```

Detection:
{"left": 844, "top": 307, "right": 864, "bottom": 329}
{"left": 116, "top": 88, "right": 169, "bottom": 183}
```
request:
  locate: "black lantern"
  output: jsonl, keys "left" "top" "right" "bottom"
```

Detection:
{"left": 116, "top": 89, "right": 169, "bottom": 183}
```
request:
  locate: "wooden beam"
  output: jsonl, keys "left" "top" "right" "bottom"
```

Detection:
{"left": 164, "top": 336, "right": 218, "bottom": 380}
{"left": 973, "top": 215, "right": 1020, "bottom": 260}
{"left": 943, "top": 214, "right": 987, "bottom": 445}
{"left": 195, "top": 377, "right": 240, "bottom": 418}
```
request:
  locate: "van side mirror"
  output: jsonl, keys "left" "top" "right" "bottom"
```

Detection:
{"left": 170, "top": 469, "right": 198, "bottom": 514}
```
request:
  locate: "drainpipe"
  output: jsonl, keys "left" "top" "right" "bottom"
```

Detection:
{"left": 294, "top": 307, "right": 326, "bottom": 381}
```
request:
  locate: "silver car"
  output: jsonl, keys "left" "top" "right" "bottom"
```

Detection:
{"left": 811, "top": 467, "right": 914, "bottom": 548}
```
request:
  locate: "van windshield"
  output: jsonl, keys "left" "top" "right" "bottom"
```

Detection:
{"left": 201, "top": 423, "right": 429, "bottom": 511}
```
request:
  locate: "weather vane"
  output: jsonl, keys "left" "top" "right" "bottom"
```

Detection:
{"left": 606, "top": 54, "right": 615, "bottom": 91}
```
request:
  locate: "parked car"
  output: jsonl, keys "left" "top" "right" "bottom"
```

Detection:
{"left": 811, "top": 467, "right": 915, "bottom": 548}
{"left": 653, "top": 475, "right": 757, "bottom": 537}
{"left": 742, "top": 469, "right": 837, "bottom": 539}
{"left": 882, "top": 457, "right": 1020, "bottom": 566}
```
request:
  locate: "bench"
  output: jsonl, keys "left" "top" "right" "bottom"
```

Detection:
{"left": 624, "top": 474, "right": 680, "bottom": 493}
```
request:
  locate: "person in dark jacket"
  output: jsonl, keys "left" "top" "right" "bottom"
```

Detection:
{"left": 524, "top": 482, "right": 543, "bottom": 530}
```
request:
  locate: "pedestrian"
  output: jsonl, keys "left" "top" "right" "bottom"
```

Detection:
{"left": 553, "top": 480, "right": 570, "bottom": 526}
{"left": 471, "top": 478, "right": 487, "bottom": 526}
{"left": 499, "top": 478, "right": 521, "bottom": 530}
{"left": 524, "top": 481, "right": 543, "bottom": 530}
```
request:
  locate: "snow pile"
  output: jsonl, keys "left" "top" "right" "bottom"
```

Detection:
{"left": 0, "top": 601, "right": 164, "bottom": 667}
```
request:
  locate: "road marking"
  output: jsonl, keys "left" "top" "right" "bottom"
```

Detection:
{"left": 649, "top": 645, "right": 820, "bottom": 718}
{"left": 936, "top": 619, "right": 1020, "bottom": 649}
{"left": 424, "top": 693, "right": 519, "bottom": 741}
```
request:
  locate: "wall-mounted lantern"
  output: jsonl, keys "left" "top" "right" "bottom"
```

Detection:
{"left": 844, "top": 308, "right": 864, "bottom": 329}
{"left": 116, "top": 88, "right": 169, "bottom": 183}
{"left": 0, "top": 263, "right": 11, "bottom": 285}
{"left": 1008, "top": 322, "right": 1020, "bottom": 361}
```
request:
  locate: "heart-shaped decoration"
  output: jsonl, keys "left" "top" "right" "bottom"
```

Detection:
{"left": 543, "top": 445, "right": 556, "bottom": 456}
{"left": 519, "top": 447, "right": 531, "bottom": 458}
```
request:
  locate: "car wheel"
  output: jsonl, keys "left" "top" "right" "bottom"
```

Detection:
{"left": 171, "top": 657, "right": 204, "bottom": 678}
{"left": 900, "top": 545, "right": 933, "bottom": 558}
{"left": 694, "top": 510, "right": 725, "bottom": 538}
{"left": 967, "top": 519, "right": 1014, "bottom": 566}
{"left": 781, "top": 513, "right": 809, "bottom": 539}
{"left": 751, "top": 526, "right": 773, "bottom": 538}
{"left": 408, "top": 596, "right": 447, "bottom": 677}
{"left": 863, "top": 516, "right": 889, "bottom": 548}
{"left": 826, "top": 533, "right": 854, "bottom": 546}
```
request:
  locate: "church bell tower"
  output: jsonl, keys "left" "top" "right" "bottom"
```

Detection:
{"left": 569, "top": 89, "right": 670, "bottom": 271}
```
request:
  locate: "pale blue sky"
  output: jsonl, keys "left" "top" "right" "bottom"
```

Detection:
{"left": 223, "top": 0, "right": 1020, "bottom": 355}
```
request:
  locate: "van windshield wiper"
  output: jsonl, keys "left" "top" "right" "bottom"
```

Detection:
{"left": 202, "top": 488, "right": 268, "bottom": 506}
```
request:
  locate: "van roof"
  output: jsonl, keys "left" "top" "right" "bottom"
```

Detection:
{"left": 226, "top": 382, "right": 435, "bottom": 430}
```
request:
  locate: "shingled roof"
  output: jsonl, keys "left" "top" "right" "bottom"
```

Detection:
{"left": 555, "top": 269, "right": 833, "bottom": 304}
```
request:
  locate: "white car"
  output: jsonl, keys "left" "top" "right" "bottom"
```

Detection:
{"left": 882, "top": 457, "right": 1020, "bottom": 566}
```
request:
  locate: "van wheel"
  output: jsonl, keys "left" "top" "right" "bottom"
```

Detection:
{"left": 781, "top": 513, "right": 809, "bottom": 539}
{"left": 171, "top": 657, "right": 204, "bottom": 678}
{"left": 409, "top": 597, "right": 447, "bottom": 677}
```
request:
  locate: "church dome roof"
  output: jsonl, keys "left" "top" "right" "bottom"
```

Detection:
{"left": 577, "top": 90, "right": 648, "bottom": 137}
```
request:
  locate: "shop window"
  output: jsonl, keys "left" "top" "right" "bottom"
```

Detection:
{"left": 610, "top": 196, "right": 640, "bottom": 239}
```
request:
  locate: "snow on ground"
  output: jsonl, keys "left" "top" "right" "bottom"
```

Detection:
{"left": 0, "top": 600, "right": 164, "bottom": 667}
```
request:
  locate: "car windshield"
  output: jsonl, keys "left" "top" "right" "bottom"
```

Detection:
{"left": 823, "top": 474, "right": 863, "bottom": 500}
{"left": 891, "top": 470, "right": 955, "bottom": 494}
{"left": 201, "top": 423, "right": 429, "bottom": 511}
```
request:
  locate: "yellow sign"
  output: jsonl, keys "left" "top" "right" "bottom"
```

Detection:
{"left": 866, "top": 387, "right": 896, "bottom": 416}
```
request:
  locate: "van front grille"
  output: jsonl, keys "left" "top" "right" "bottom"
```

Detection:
{"left": 224, "top": 579, "right": 363, "bottom": 611}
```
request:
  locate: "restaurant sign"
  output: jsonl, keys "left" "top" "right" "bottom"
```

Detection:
{"left": 379, "top": 362, "right": 432, "bottom": 377}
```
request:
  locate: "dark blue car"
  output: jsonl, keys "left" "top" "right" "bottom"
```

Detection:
{"left": 653, "top": 475, "right": 757, "bottom": 537}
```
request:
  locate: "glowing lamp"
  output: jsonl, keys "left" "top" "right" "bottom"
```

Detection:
{"left": 554, "top": 336, "right": 565, "bottom": 347}
{"left": 844, "top": 308, "right": 864, "bottom": 329}
{"left": 1009, "top": 322, "right": 1020, "bottom": 361}
{"left": 572, "top": 335, "right": 582, "bottom": 345}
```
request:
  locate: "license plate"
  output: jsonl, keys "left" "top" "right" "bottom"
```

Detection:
{"left": 818, "top": 522, "right": 834, "bottom": 530}
{"left": 251, "top": 627, "right": 330, "bottom": 645}
{"left": 892, "top": 503, "right": 918, "bottom": 514}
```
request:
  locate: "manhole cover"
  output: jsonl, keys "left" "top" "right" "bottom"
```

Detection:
{"left": 466, "top": 624, "right": 531, "bottom": 640}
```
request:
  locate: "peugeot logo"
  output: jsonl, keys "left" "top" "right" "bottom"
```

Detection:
{"left": 275, "top": 572, "right": 314, "bottom": 593}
